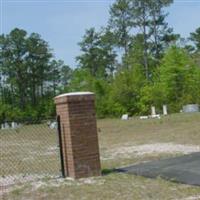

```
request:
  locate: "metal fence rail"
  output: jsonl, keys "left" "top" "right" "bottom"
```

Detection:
{"left": 0, "top": 119, "right": 61, "bottom": 190}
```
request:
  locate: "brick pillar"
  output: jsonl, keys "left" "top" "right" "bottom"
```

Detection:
{"left": 54, "top": 92, "right": 101, "bottom": 179}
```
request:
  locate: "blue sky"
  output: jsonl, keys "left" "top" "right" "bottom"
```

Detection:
{"left": 1, "top": 0, "right": 200, "bottom": 68}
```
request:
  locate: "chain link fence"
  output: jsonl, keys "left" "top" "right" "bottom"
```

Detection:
{"left": 0, "top": 119, "right": 61, "bottom": 193}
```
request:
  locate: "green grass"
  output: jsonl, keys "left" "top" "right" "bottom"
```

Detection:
{"left": 1, "top": 113, "right": 200, "bottom": 200}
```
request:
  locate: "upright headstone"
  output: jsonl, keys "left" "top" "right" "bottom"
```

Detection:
{"left": 11, "top": 122, "right": 18, "bottom": 129}
{"left": 1, "top": 124, "right": 5, "bottom": 129}
{"left": 4, "top": 122, "right": 9, "bottom": 129}
{"left": 121, "top": 114, "right": 129, "bottom": 120}
{"left": 151, "top": 106, "right": 156, "bottom": 116}
{"left": 140, "top": 116, "right": 148, "bottom": 119}
{"left": 183, "top": 104, "right": 199, "bottom": 113}
{"left": 163, "top": 105, "right": 168, "bottom": 115}
{"left": 49, "top": 121, "right": 57, "bottom": 129}
{"left": 54, "top": 92, "right": 101, "bottom": 179}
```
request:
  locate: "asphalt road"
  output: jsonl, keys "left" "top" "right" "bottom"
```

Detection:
{"left": 117, "top": 152, "right": 200, "bottom": 186}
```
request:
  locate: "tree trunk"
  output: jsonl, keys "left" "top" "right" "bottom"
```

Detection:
{"left": 152, "top": 7, "right": 159, "bottom": 60}
{"left": 142, "top": 5, "right": 149, "bottom": 80}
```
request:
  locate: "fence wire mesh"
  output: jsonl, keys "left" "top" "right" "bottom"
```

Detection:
{"left": 0, "top": 119, "right": 61, "bottom": 194}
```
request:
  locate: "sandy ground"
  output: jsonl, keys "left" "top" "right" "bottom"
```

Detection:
{"left": 179, "top": 195, "right": 200, "bottom": 200}
{"left": 0, "top": 143, "right": 200, "bottom": 188}
{"left": 102, "top": 143, "right": 200, "bottom": 160}
{"left": 0, "top": 175, "right": 105, "bottom": 196}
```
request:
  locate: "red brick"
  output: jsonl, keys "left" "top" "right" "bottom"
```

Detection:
{"left": 54, "top": 92, "right": 101, "bottom": 179}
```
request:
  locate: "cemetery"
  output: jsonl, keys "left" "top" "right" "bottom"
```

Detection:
{"left": 1, "top": 92, "right": 200, "bottom": 199}
{"left": 1, "top": 0, "right": 200, "bottom": 199}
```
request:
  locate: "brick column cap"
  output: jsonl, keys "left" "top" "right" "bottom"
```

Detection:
{"left": 54, "top": 92, "right": 95, "bottom": 104}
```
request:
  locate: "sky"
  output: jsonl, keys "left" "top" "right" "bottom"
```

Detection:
{"left": 1, "top": 0, "right": 200, "bottom": 68}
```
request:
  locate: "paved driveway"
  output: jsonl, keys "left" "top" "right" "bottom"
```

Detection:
{"left": 117, "top": 152, "right": 200, "bottom": 186}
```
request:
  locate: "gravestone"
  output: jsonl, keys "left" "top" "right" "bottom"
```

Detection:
{"left": 4, "top": 122, "right": 10, "bottom": 129}
{"left": 121, "top": 114, "right": 129, "bottom": 120}
{"left": 140, "top": 116, "right": 148, "bottom": 119}
{"left": 151, "top": 106, "right": 156, "bottom": 116}
{"left": 49, "top": 121, "right": 57, "bottom": 129}
{"left": 11, "top": 122, "right": 18, "bottom": 129}
{"left": 183, "top": 104, "right": 199, "bottom": 113}
{"left": 163, "top": 105, "right": 168, "bottom": 115}
{"left": 1, "top": 124, "right": 5, "bottom": 129}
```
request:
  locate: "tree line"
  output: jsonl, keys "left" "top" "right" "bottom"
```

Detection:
{"left": 0, "top": 0, "right": 200, "bottom": 121}
{"left": 0, "top": 29, "right": 72, "bottom": 121}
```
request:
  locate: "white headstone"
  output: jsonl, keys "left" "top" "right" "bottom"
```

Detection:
{"left": 49, "top": 121, "right": 57, "bottom": 129}
{"left": 151, "top": 114, "right": 161, "bottom": 119}
{"left": 163, "top": 105, "right": 168, "bottom": 115}
{"left": 1, "top": 124, "right": 5, "bottom": 129}
{"left": 4, "top": 122, "right": 9, "bottom": 129}
{"left": 11, "top": 122, "right": 18, "bottom": 129}
{"left": 140, "top": 116, "right": 148, "bottom": 119}
{"left": 121, "top": 114, "right": 129, "bottom": 120}
{"left": 182, "top": 104, "right": 199, "bottom": 113}
{"left": 151, "top": 106, "right": 156, "bottom": 116}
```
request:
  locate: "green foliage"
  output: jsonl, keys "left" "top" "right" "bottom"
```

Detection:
{"left": 109, "top": 65, "right": 146, "bottom": 116}
{"left": 109, "top": 0, "right": 132, "bottom": 54}
{"left": 190, "top": 27, "right": 200, "bottom": 51}
{"left": 76, "top": 28, "right": 116, "bottom": 78}
{"left": 1, "top": 2, "right": 200, "bottom": 120}
{"left": 139, "top": 46, "right": 200, "bottom": 113}
{"left": 0, "top": 28, "right": 72, "bottom": 120}
{"left": 68, "top": 68, "right": 94, "bottom": 92}
{"left": 68, "top": 68, "right": 111, "bottom": 117}
{"left": 0, "top": 103, "right": 23, "bottom": 122}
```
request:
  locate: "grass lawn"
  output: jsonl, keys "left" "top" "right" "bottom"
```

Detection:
{"left": 1, "top": 113, "right": 200, "bottom": 200}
